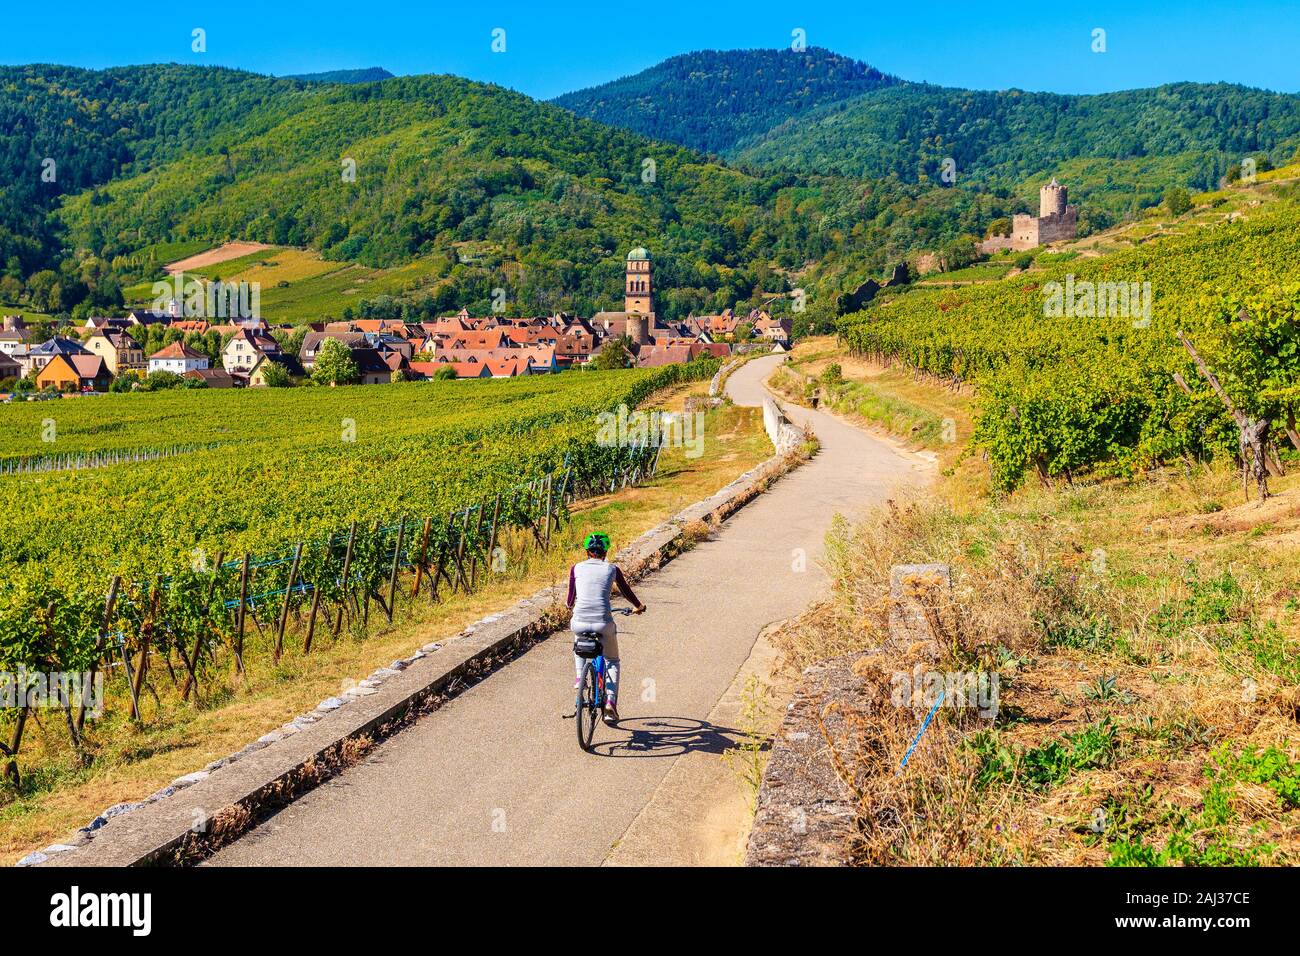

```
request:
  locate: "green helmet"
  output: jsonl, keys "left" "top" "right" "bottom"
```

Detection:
{"left": 583, "top": 531, "right": 611, "bottom": 554}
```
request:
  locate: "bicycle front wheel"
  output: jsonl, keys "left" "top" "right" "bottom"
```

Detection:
{"left": 577, "top": 661, "right": 599, "bottom": 751}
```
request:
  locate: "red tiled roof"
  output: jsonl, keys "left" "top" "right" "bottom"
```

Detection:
{"left": 150, "top": 340, "right": 207, "bottom": 360}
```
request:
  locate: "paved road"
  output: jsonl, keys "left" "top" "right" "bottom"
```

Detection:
{"left": 208, "top": 354, "right": 928, "bottom": 866}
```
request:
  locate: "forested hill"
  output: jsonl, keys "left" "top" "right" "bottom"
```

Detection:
{"left": 0, "top": 63, "right": 992, "bottom": 325}
{"left": 283, "top": 68, "right": 395, "bottom": 84}
{"left": 737, "top": 81, "right": 1300, "bottom": 188}
{"left": 557, "top": 49, "right": 1300, "bottom": 225}
{"left": 553, "top": 48, "right": 900, "bottom": 157}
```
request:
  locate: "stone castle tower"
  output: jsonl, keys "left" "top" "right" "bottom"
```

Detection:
{"left": 1040, "top": 178, "right": 1069, "bottom": 218}
{"left": 1003, "top": 177, "right": 1078, "bottom": 251}
{"left": 624, "top": 247, "right": 652, "bottom": 315}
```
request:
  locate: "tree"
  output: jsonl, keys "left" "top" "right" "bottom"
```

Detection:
{"left": 1163, "top": 187, "right": 1192, "bottom": 217}
{"left": 260, "top": 361, "right": 294, "bottom": 388}
{"left": 938, "top": 237, "right": 980, "bottom": 273}
{"left": 25, "top": 271, "right": 59, "bottom": 313}
{"left": 432, "top": 365, "right": 458, "bottom": 381}
{"left": 0, "top": 275, "right": 22, "bottom": 303}
{"left": 311, "top": 338, "right": 360, "bottom": 386}
{"left": 590, "top": 335, "right": 632, "bottom": 370}
{"left": 144, "top": 370, "right": 184, "bottom": 391}
{"left": 274, "top": 325, "right": 310, "bottom": 358}
{"left": 985, "top": 217, "right": 1011, "bottom": 239}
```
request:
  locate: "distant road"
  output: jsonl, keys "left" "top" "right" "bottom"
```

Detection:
{"left": 207, "top": 353, "right": 928, "bottom": 866}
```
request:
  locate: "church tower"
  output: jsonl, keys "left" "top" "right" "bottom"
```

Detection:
{"left": 624, "top": 247, "right": 652, "bottom": 314}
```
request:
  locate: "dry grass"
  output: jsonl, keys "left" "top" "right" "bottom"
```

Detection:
{"left": 776, "top": 460, "right": 1300, "bottom": 866}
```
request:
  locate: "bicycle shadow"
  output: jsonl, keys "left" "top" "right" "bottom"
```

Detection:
{"left": 589, "top": 716, "right": 769, "bottom": 759}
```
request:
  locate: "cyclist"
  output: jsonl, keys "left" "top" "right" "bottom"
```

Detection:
{"left": 567, "top": 531, "right": 645, "bottom": 724}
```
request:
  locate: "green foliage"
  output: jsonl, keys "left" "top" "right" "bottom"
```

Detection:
{"left": 839, "top": 195, "right": 1300, "bottom": 489}
{"left": 555, "top": 48, "right": 899, "bottom": 157}
{"left": 970, "top": 720, "right": 1117, "bottom": 792}
{"left": 734, "top": 79, "right": 1300, "bottom": 224}
{"left": 311, "top": 338, "right": 360, "bottom": 386}
{"left": 1186, "top": 286, "right": 1300, "bottom": 424}
{"left": 1163, "top": 186, "right": 1193, "bottom": 216}
{"left": 1107, "top": 745, "right": 1296, "bottom": 866}
{"left": 259, "top": 361, "right": 294, "bottom": 388}
{"left": 2, "top": 63, "right": 1031, "bottom": 325}
{"left": 0, "top": 361, "right": 717, "bottom": 672}
{"left": 589, "top": 335, "right": 632, "bottom": 371}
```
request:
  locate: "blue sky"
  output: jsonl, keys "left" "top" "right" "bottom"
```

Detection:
{"left": 3, "top": 1, "right": 1297, "bottom": 99}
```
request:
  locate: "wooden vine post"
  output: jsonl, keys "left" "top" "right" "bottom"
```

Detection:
{"left": 451, "top": 509, "right": 470, "bottom": 593}
{"left": 412, "top": 516, "right": 433, "bottom": 598}
{"left": 181, "top": 551, "right": 224, "bottom": 702}
{"left": 334, "top": 522, "right": 357, "bottom": 638}
{"left": 386, "top": 517, "right": 406, "bottom": 623}
{"left": 543, "top": 475, "right": 555, "bottom": 552}
{"left": 235, "top": 554, "right": 251, "bottom": 673}
{"left": 274, "top": 543, "right": 303, "bottom": 662}
{"left": 129, "top": 578, "right": 162, "bottom": 721}
{"left": 484, "top": 494, "right": 502, "bottom": 580}
{"left": 303, "top": 536, "right": 328, "bottom": 655}
{"left": 76, "top": 575, "right": 120, "bottom": 733}
{"left": 466, "top": 504, "right": 485, "bottom": 590}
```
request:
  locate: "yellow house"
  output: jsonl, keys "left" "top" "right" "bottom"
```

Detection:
{"left": 35, "top": 353, "right": 113, "bottom": 392}
{"left": 84, "top": 330, "right": 144, "bottom": 375}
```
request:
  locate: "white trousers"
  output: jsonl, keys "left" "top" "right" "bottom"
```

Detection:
{"left": 572, "top": 620, "right": 620, "bottom": 705}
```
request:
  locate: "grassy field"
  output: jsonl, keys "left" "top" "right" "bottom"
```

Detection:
{"left": 771, "top": 336, "right": 974, "bottom": 480}
{"left": 768, "top": 336, "right": 1300, "bottom": 866}
{"left": 122, "top": 246, "right": 446, "bottom": 322}
{"left": 0, "top": 377, "right": 773, "bottom": 863}
{"left": 0, "top": 306, "right": 54, "bottom": 325}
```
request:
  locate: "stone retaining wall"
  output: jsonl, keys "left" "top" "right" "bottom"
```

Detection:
{"left": 744, "top": 654, "right": 866, "bottom": 866}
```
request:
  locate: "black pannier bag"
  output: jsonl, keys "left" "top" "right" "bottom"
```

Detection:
{"left": 573, "top": 635, "right": 603, "bottom": 659}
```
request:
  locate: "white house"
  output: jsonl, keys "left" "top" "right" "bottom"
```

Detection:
{"left": 222, "top": 328, "right": 282, "bottom": 373}
{"left": 148, "top": 340, "right": 209, "bottom": 375}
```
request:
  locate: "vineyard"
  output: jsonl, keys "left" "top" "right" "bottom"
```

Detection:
{"left": 838, "top": 191, "right": 1300, "bottom": 490}
{"left": 0, "top": 361, "right": 715, "bottom": 781}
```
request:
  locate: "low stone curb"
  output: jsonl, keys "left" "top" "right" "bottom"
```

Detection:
{"left": 744, "top": 654, "right": 867, "bottom": 867}
{"left": 27, "top": 426, "right": 810, "bottom": 868}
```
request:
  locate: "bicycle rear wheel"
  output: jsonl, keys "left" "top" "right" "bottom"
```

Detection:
{"left": 577, "top": 661, "right": 599, "bottom": 751}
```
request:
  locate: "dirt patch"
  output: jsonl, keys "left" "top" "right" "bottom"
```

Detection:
{"left": 166, "top": 242, "right": 275, "bottom": 274}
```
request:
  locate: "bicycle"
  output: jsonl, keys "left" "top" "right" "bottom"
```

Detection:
{"left": 572, "top": 631, "right": 607, "bottom": 751}
{"left": 567, "top": 607, "right": 635, "bottom": 752}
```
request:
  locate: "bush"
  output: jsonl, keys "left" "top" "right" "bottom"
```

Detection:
{"left": 1163, "top": 186, "right": 1192, "bottom": 217}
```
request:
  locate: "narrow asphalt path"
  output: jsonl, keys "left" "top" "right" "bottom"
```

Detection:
{"left": 208, "top": 354, "right": 929, "bottom": 866}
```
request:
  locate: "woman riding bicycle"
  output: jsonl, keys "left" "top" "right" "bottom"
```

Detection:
{"left": 567, "top": 532, "right": 645, "bottom": 724}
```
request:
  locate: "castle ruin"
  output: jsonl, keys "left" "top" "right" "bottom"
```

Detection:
{"left": 982, "top": 178, "right": 1079, "bottom": 253}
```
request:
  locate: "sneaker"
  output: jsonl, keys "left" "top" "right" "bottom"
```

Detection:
{"left": 603, "top": 701, "right": 620, "bottom": 725}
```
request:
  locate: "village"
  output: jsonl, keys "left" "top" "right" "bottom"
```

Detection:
{"left": 0, "top": 248, "right": 792, "bottom": 396}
